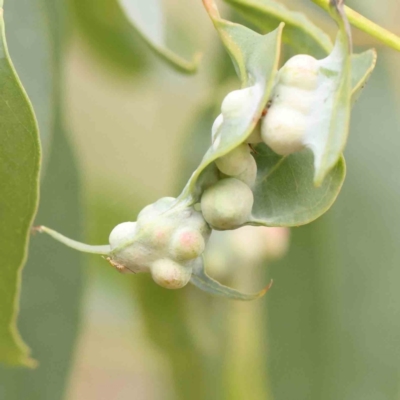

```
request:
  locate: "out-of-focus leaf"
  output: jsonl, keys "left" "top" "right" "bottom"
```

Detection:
{"left": 0, "top": 1, "right": 40, "bottom": 367}
{"left": 266, "top": 55, "right": 400, "bottom": 400}
{"left": 248, "top": 145, "right": 345, "bottom": 227}
{"left": 70, "top": 0, "right": 148, "bottom": 74}
{"left": 179, "top": 0, "right": 282, "bottom": 203}
{"left": 5, "top": 0, "right": 53, "bottom": 167}
{"left": 225, "top": 0, "right": 332, "bottom": 58}
{"left": 0, "top": 0, "right": 85, "bottom": 398}
{"left": 190, "top": 257, "right": 272, "bottom": 300}
{"left": 0, "top": 117, "right": 84, "bottom": 400}
{"left": 117, "top": 0, "right": 201, "bottom": 74}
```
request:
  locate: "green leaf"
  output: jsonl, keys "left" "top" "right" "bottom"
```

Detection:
{"left": 226, "top": 0, "right": 376, "bottom": 103}
{"left": 351, "top": 49, "right": 377, "bottom": 103}
{"left": 247, "top": 50, "right": 376, "bottom": 227}
{"left": 248, "top": 145, "right": 345, "bottom": 227}
{"left": 302, "top": 1, "right": 352, "bottom": 185}
{"left": 190, "top": 257, "right": 272, "bottom": 301}
{"left": 0, "top": 119, "right": 85, "bottom": 400}
{"left": 5, "top": 0, "right": 53, "bottom": 168}
{"left": 178, "top": 0, "right": 283, "bottom": 203}
{"left": 117, "top": 0, "right": 201, "bottom": 74}
{"left": 70, "top": 0, "right": 148, "bottom": 74}
{"left": 224, "top": 0, "right": 332, "bottom": 58}
{"left": 0, "top": 3, "right": 40, "bottom": 367}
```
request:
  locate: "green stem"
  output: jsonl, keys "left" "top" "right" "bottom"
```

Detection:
{"left": 311, "top": 0, "right": 400, "bottom": 52}
{"left": 35, "top": 226, "right": 111, "bottom": 255}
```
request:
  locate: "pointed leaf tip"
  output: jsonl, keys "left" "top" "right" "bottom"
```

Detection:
{"left": 191, "top": 258, "right": 273, "bottom": 301}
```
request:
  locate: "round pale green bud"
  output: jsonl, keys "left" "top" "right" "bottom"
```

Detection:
{"left": 221, "top": 87, "right": 255, "bottom": 118}
{"left": 201, "top": 178, "right": 254, "bottom": 230}
{"left": 137, "top": 197, "right": 175, "bottom": 224}
{"left": 246, "top": 123, "right": 263, "bottom": 144}
{"left": 272, "top": 84, "right": 315, "bottom": 115}
{"left": 215, "top": 144, "right": 251, "bottom": 176}
{"left": 279, "top": 54, "right": 319, "bottom": 91}
{"left": 211, "top": 114, "right": 224, "bottom": 143}
{"left": 234, "top": 154, "right": 257, "bottom": 187}
{"left": 170, "top": 228, "right": 205, "bottom": 261}
{"left": 261, "top": 106, "right": 306, "bottom": 155}
{"left": 109, "top": 222, "right": 137, "bottom": 250}
{"left": 110, "top": 241, "right": 153, "bottom": 274}
{"left": 150, "top": 259, "right": 192, "bottom": 289}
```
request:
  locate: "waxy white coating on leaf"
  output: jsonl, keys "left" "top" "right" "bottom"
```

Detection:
{"left": 201, "top": 178, "right": 254, "bottom": 230}
{"left": 109, "top": 222, "right": 137, "bottom": 250}
{"left": 279, "top": 54, "right": 319, "bottom": 91}
{"left": 150, "top": 259, "right": 192, "bottom": 289}
{"left": 215, "top": 143, "right": 251, "bottom": 176}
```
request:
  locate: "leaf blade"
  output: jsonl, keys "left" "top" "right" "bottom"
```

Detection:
{"left": 248, "top": 145, "right": 346, "bottom": 227}
{"left": 190, "top": 257, "right": 272, "bottom": 301}
{"left": 0, "top": 5, "right": 40, "bottom": 367}
{"left": 224, "top": 0, "right": 333, "bottom": 58}
{"left": 117, "top": 0, "right": 201, "bottom": 74}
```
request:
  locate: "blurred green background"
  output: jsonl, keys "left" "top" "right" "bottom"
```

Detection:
{"left": 1, "top": 0, "right": 400, "bottom": 399}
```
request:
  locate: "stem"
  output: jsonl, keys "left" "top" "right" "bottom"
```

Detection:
{"left": 311, "top": 0, "right": 400, "bottom": 52}
{"left": 34, "top": 226, "right": 111, "bottom": 255}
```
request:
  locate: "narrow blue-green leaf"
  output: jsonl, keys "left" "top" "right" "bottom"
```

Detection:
{"left": 190, "top": 257, "right": 271, "bottom": 301}
{"left": 0, "top": 3, "right": 40, "bottom": 367}
{"left": 117, "top": 0, "right": 201, "bottom": 74}
{"left": 178, "top": 0, "right": 283, "bottom": 203}
{"left": 224, "top": 0, "right": 332, "bottom": 58}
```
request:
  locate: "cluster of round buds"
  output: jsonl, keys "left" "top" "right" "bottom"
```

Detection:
{"left": 108, "top": 197, "right": 211, "bottom": 289}
{"left": 200, "top": 89, "right": 262, "bottom": 231}
{"left": 261, "top": 54, "right": 320, "bottom": 155}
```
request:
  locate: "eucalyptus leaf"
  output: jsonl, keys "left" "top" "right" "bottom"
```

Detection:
{"left": 190, "top": 257, "right": 272, "bottom": 301}
{"left": 351, "top": 49, "right": 377, "bottom": 103}
{"left": 224, "top": 0, "right": 332, "bottom": 58}
{"left": 69, "top": 0, "right": 148, "bottom": 74}
{"left": 224, "top": 0, "right": 376, "bottom": 101}
{"left": 0, "top": 3, "right": 40, "bottom": 367}
{"left": 304, "top": 10, "right": 352, "bottom": 186}
{"left": 247, "top": 47, "right": 375, "bottom": 227}
{"left": 178, "top": 0, "right": 283, "bottom": 203}
{"left": 248, "top": 145, "right": 345, "bottom": 227}
{"left": 117, "top": 0, "right": 201, "bottom": 74}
